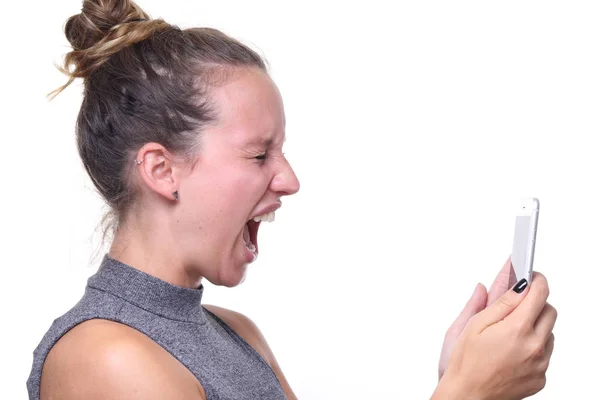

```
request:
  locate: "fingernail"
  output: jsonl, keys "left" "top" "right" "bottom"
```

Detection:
{"left": 513, "top": 278, "right": 528, "bottom": 294}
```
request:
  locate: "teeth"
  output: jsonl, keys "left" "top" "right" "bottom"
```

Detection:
{"left": 252, "top": 211, "right": 276, "bottom": 222}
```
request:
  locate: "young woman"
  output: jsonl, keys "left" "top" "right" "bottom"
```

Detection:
{"left": 27, "top": 1, "right": 556, "bottom": 399}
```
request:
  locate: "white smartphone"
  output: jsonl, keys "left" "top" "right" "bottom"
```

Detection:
{"left": 510, "top": 197, "right": 540, "bottom": 287}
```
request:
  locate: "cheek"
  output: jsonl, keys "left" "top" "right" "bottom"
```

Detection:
{"left": 203, "top": 172, "right": 265, "bottom": 224}
{"left": 226, "top": 167, "right": 272, "bottom": 202}
{"left": 182, "top": 165, "right": 271, "bottom": 232}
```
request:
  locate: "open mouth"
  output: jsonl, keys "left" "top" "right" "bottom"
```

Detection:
{"left": 242, "top": 209, "right": 278, "bottom": 262}
{"left": 243, "top": 219, "right": 260, "bottom": 256}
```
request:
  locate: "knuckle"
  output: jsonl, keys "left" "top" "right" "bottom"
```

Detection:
{"left": 498, "top": 294, "right": 514, "bottom": 310}
{"left": 540, "top": 355, "right": 551, "bottom": 371}
{"left": 540, "top": 283, "right": 550, "bottom": 300}
{"left": 531, "top": 271, "right": 546, "bottom": 282}
{"left": 546, "top": 333, "right": 556, "bottom": 355}
{"left": 533, "top": 273, "right": 550, "bottom": 299}
{"left": 510, "top": 318, "right": 530, "bottom": 336}
{"left": 524, "top": 374, "right": 547, "bottom": 397}
{"left": 537, "top": 375, "right": 547, "bottom": 391}
{"left": 548, "top": 304, "right": 558, "bottom": 321}
{"left": 529, "top": 337, "right": 547, "bottom": 358}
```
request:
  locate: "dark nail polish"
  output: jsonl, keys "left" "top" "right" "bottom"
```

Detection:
{"left": 513, "top": 278, "right": 528, "bottom": 294}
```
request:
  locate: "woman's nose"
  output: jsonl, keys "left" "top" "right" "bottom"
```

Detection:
{"left": 271, "top": 158, "right": 300, "bottom": 196}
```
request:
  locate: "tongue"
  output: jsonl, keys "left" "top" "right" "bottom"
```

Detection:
{"left": 243, "top": 223, "right": 251, "bottom": 245}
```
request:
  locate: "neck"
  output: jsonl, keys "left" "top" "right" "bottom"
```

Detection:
{"left": 109, "top": 220, "right": 203, "bottom": 289}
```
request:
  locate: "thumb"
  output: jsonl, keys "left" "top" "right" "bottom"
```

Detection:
{"left": 475, "top": 278, "right": 529, "bottom": 332}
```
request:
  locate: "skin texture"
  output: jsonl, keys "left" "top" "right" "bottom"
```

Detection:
{"left": 40, "top": 67, "right": 299, "bottom": 399}
{"left": 110, "top": 67, "right": 299, "bottom": 289}
{"left": 40, "top": 66, "right": 555, "bottom": 399}
{"left": 40, "top": 319, "right": 207, "bottom": 400}
{"left": 432, "top": 271, "right": 557, "bottom": 400}
{"left": 40, "top": 306, "right": 297, "bottom": 400}
{"left": 438, "top": 256, "right": 515, "bottom": 379}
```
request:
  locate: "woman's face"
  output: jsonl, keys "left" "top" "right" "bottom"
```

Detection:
{"left": 176, "top": 67, "right": 299, "bottom": 287}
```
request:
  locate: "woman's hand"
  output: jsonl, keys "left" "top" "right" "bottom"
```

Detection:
{"left": 438, "top": 257, "right": 514, "bottom": 379}
{"left": 434, "top": 272, "right": 557, "bottom": 400}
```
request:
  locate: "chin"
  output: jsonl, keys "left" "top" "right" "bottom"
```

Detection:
{"left": 212, "top": 263, "right": 249, "bottom": 288}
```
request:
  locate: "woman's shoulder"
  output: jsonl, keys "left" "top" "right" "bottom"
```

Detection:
{"left": 203, "top": 305, "right": 272, "bottom": 361}
{"left": 40, "top": 319, "right": 205, "bottom": 400}
{"left": 202, "top": 305, "right": 297, "bottom": 400}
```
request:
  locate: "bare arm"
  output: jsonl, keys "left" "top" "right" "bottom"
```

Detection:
{"left": 40, "top": 319, "right": 205, "bottom": 400}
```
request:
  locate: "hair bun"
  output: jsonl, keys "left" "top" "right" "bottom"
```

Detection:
{"left": 65, "top": 0, "right": 150, "bottom": 51}
{"left": 51, "top": 0, "right": 169, "bottom": 98}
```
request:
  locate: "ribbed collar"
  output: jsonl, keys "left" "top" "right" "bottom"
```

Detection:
{"left": 87, "top": 254, "right": 207, "bottom": 324}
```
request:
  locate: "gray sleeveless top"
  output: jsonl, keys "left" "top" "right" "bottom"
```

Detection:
{"left": 27, "top": 255, "right": 286, "bottom": 400}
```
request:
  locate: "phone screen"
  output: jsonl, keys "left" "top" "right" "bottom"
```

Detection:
{"left": 510, "top": 215, "right": 533, "bottom": 287}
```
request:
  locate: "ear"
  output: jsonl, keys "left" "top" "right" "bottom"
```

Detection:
{"left": 134, "top": 143, "right": 182, "bottom": 202}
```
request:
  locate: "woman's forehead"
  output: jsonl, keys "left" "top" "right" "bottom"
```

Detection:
{"left": 209, "top": 68, "right": 286, "bottom": 144}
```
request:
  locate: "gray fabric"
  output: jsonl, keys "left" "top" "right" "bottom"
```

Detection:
{"left": 27, "top": 254, "right": 286, "bottom": 400}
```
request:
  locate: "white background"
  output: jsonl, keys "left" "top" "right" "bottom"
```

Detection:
{"left": 2, "top": 1, "right": 599, "bottom": 398}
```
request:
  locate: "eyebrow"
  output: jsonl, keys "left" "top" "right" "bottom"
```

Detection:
{"left": 245, "top": 134, "right": 286, "bottom": 147}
